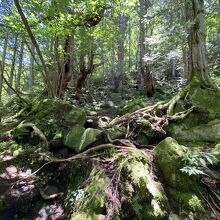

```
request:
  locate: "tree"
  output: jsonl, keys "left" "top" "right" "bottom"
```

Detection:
{"left": 185, "top": 0, "right": 210, "bottom": 85}
{"left": 0, "top": 29, "right": 9, "bottom": 101}
{"left": 138, "top": 0, "right": 155, "bottom": 97}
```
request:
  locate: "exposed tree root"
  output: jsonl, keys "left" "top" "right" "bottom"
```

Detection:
{"left": 1, "top": 107, "right": 27, "bottom": 125}
{"left": 17, "top": 121, "right": 49, "bottom": 148}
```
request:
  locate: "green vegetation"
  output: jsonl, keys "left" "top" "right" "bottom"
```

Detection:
{"left": 0, "top": 0, "right": 220, "bottom": 219}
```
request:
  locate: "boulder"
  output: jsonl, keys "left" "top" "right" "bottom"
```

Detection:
{"left": 153, "top": 137, "right": 197, "bottom": 190}
{"left": 212, "top": 143, "right": 220, "bottom": 161}
{"left": 64, "top": 126, "right": 101, "bottom": 152}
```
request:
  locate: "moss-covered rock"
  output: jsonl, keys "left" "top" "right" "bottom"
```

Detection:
{"left": 106, "top": 126, "right": 127, "bottom": 140}
{"left": 153, "top": 137, "right": 198, "bottom": 190}
{"left": 191, "top": 88, "right": 220, "bottom": 120}
{"left": 121, "top": 149, "right": 169, "bottom": 219}
{"left": 67, "top": 168, "right": 110, "bottom": 220}
{"left": 65, "top": 126, "right": 101, "bottom": 152}
{"left": 118, "top": 99, "right": 146, "bottom": 115}
{"left": 169, "top": 119, "right": 220, "bottom": 142}
{"left": 212, "top": 143, "right": 220, "bottom": 161}
{"left": 12, "top": 99, "right": 86, "bottom": 147}
{"left": 171, "top": 190, "right": 208, "bottom": 220}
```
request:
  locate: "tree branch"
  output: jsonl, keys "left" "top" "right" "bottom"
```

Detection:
{"left": 13, "top": 0, "right": 53, "bottom": 96}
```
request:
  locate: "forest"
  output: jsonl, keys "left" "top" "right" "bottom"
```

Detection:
{"left": 0, "top": 0, "right": 220, "bottom": 219}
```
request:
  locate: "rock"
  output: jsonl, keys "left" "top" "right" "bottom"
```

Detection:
{"left": 64, "top": 126, "right": 101, "bottom": 152}
{"left": 121, "top": 149, "right": 169, "bottom": 219}
{"left": 118, "top": 99, "right": 146, "bottom": 115}
{"left": 153, "top": 137, "right": 198, "bottom": 190}
{"left": 170, "top": 190, "right": 207, "bottom": 220}
{"left": 12, "top": 99, "right": 86, "bottom": 146}
{"left": 67, "top": 169, "right": 110, "bottom": 220}
{"left": 212, "top": 143, "right": 220, "bottom": 161}
{"left": 106, "top": 126, "right": 126, "bottom": 140}
{"left": 191, "top": 87, "right": 220, "bottom": 120}
{"left": 169, "top": 119, "right": 220, "bottom": 142}
{"left": 153, "top": 138, "right": 209, "bottom": 219}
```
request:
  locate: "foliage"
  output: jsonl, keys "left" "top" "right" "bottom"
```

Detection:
{"left": 179, "top": 151, "right": 218, "bottom": 176}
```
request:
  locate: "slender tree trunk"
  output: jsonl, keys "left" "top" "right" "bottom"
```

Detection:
{"left": 128, "top": 19, "right": 132, "bottom": 70}
{"left": 182, "top": 46, "right": 189, "bottom": 80}
{"left": 185, "top": 0, "right": 209, "bottom": 85}
{"left": 58, "top": 35, "right": 74, "bottom": 96}
{"left": 171, "top": 59, "right": 176, "bottom": 77}
{"left": 76, "top": 46, "right": 101, "bottom": 91}
{"left": 14, "top": 0, "right": 54, "bottom": 96}
{"left": 0, "top": 29, "right": 9, "bottom": 101}
{"left": 8, "top": 35, "right": 18, "bottom": 95}
{"left": 138, "top": 0, "right": 155, "bottom": 97}
{"left": 28, "top": 43, "right": 35, "bottom": 91}
{"left": 112, "top": 13, "right": 127, "bottom": 92}
{"left": 16, "top": 41, "right": 24, "bottom": 91}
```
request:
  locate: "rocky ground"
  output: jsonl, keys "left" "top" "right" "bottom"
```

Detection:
{"left": 0, "top": 78, "right": 220, "bottom": 219}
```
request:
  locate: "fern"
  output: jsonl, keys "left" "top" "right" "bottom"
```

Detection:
{"left": 179, "top": 151, "right": 218, "bottom": 176}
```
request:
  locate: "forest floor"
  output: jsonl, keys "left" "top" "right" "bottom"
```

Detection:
{"left": 0, "top": 77, "right": 220, "bottom": 220}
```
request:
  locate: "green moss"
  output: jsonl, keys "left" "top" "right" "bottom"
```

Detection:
{"left": 172, "top": 191, "right": 208, "bottom": 220}
{"left": 212, "top": 143, "right": 220, "bottom": 161}
{"left": 169, "top": 119, "right": 220, "bottom": 142}
{"left": 66, "top": 168, "right": 109, "bottom": 219}
{"left": 191, "top": 88, "right": 220, "bottom": 120}
{"left": 71, "top": 170, "right": 109, "bottom": 217}
{"left": 153, "top": 137, "right": 197, "bottom": 190}
{"left": 121, "top": 149, "right": 169, "bottom": 219}
{"left": 118, "top": 99, "right": 146, "bottom": 115}
{"left": 64, "top": 126, "right": 101, "bottom": 152}
{"left": 63, "top": 107, "right": 86, "bottom": 126}
{"left": 107, "top": 126, "right": 126, "bottom": 140}
{"left": 71, "top": 212, "right": 102, "bottom": 220}
{"left": 0, "top": 140, "right": 23, "bottom": 152}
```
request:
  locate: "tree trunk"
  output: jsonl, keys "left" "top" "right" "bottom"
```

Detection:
{"left": 76, "top": 47, "right": 100, "bottom": 92}
{"left": 8, "top": 35, "right": 18, "bottom": 95}
{"left": 16, "top": 41, "right": 24, "bottom": 91}
{"left": 138, "top": 0, "right": 155, "bottom": 97}
{"left": 28, "top": 43, "right": 35, "bottom": 91}
{"left": 185, "top": 0, "right": 209, "bottom": 85}
{"left": 112, "top": 12, "right": 127, "bottom": 93}
{"left": 182, "top": 46, "right": 189, "bottom": 80}
{"left": 0, "top": 29, "right": 9, "bottom": 101}
{"left": 58, "top": 36, "right": 74, "bottom": 96}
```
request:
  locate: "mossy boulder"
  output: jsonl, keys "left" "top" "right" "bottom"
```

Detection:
{"left": 121, "top": 149, "right": 169, "bottom": 219}
{"left": 64, "top": 126, "right": 101, "bottom": 152}
{"left": 72, "top": 212, "right": 104, "bottom": 220}
{"left": 118, "top": 99, "right": 146, "bottom": 115}
{"left": 169, "top": 119, "right": 220, "bottom": 142}
{"left": 212, "top": 143, "right": 220, "bottom": 161}
{"left": 12, "top": 99, "right": 86, "bottom": 146}
{"left": 67, "top": 169, "right": 110, "bottom": 220}
{"left": 190, "top": 87, "right": 220, "bottom": 120}
{"left": 153, "top": 137, "right": 198, "bottom": 190}
{"left": 171, "top": 190, "right": 208, "bottom": 220}
{"left": 106, "top": 126, "right": 127, "bottom": 140}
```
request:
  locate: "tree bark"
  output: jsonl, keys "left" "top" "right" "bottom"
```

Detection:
{"left": 28, "top": 43, "right": 35, "bottom": 91}
{"left": 0, "top": 29, "right": 9, "bottom": 101}
{"left": 112, "top": 13, "right": 127, "bottom": 93}
{"left": 76, "top": 47, "right": 101, "bottom": 91}
{"left": 185, "top": 0, "right": 209, "bottom": 85}
{"left": 58, "top": 36, "right": 74, "bottom": 96}
{"left": 16, "top": 41, "right": 24, "bottom": 91}
{"left": 138, "top": 0, "right": 155, "bottom": 97}
{"left": 14, "top": 0, "right": 53, "bottom": 96}
{"left": 8, "top": 35, "right": 18, "bottom": 95}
